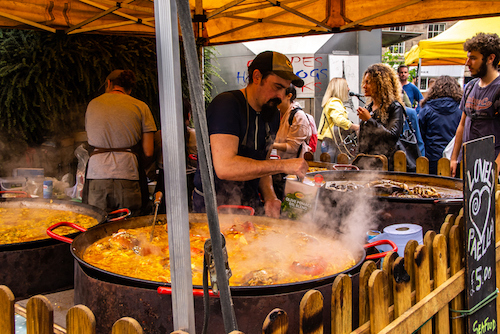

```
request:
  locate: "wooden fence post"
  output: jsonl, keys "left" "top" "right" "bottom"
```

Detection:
{"left": 112, "top": 317, "right": 143, "bottom": 334}
{"left": 262, "top": 308, "right": 288, "bottom": 334}
{"left": 437, "top": 158, "right": 451, "bottom": 177}
{"left": 26, "top": 295, "right": 53, "bottom": 334}
{"left": 320, "top": 153, "right": 331, "bottom": 163}
{"left": 414, "top": 245, "right": 432, "bottom": 334}
{"left": 404, "top": 240, "right": 418, "bottom": 293}
{"left": 432, "top": 234, "right": 450, "bottom": 334}
{"left": 299, "top": 289, "right": 323, "bottom": 334}
{"left": 423, "top": 231, "right": 436, "bottom": 281}
{"left": 368, "top": 270, "right": 389, "bottom": 333}
{"left": 439, "top": 222, "right": 452, "bottom": 269}
{"left": 444, "top": 213, "right": 457, "bottom": 226}
{"left": 331, "top": 274, "right": 352, "bottom": 334}
{"left": 416, "top": 156, "right": 429, "bottom": 175}
{"left": 304, "top": 152, "right": 314, "bottom": 161}
{"left": 337, "top": 153, "right": 349, "bottom": 165}
{"left": 358, "top": 261, "right": 377, "bottom": 326}
{"left": 66, "top": 304, "right": 96, "bottom": 334}
{"left": 392, "top": 257, "right": 411, "bottom": 318}
{"left": 382, "top": 251, "right": 398, "bottom": 309}
{"left": 0, "top": 285, "right": 15, "bottom": 334}
{"left": 393, "top": 151, "right": 406, "bottom": 172}
{"left": 449, "top": 225, "right": 464, "bottom": 334}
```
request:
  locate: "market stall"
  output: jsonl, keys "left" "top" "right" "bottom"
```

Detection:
{"left": 404, "top": 16, "right": 500, "bottom": 66}
{"left": 1, "top": 1, "right": 498, "bottom": 334}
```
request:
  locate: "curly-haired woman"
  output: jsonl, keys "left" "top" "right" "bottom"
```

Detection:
{"left": 419, "top": 76, "right": 462, "bottom": 174}
{"left": 357, "top": 63, "right": 404, "bottom": 170}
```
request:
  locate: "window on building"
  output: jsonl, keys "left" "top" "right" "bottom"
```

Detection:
{"left": 419, "top": 77, "right": 429, "bottom": 90}
{"left": 389, "top": 26, "right": 406, "bottom": 31}
{"left": 388, "top": 42, "right": 405, "bottom": 55}
{"left": 428, "top": 24, "right": 445, "bottom": 38}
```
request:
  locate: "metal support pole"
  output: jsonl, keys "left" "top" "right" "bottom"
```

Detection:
{"left": 417, "top": 58, "right": 422, "bottom": 91}
{"left": 154, "top": 0, "right": 195, "bottom": 332}
{"left": 176, "top": 0, "right": 239, "bottom": 332}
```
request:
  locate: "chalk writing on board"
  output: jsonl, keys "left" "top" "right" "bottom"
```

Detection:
{"left": 473, "top": 317, "right": 496, "bottom": 334}
{"left": 470, "top": 266, "right": 493, "bottom": 296}
{"left": 239, "top": 56, "right": 328, "bottom": 94}
{"left": 236, "top": 68, "right": 328, "bottom": 86}
{"left": 467, "top": 158, "right": 494, "bottom": 298}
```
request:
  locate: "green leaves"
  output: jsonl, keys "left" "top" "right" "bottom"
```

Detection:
{"left": 0, "top": 29, "right": 221, "bottom": 147}
{"left": 0, "top": 29, "right": 159, "bottom": 145}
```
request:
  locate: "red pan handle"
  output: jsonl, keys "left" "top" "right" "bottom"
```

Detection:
{"left": 0, "top": 191, "right": 29, "bottom": 198}
{"left": 108, "top": 208, "right": 131, "bottom": 222}
{"left": 157, "top": 286, "right": 218, "bottom": 297}
{"left": 364, "top": 239, "right": 398, "bottom": 260}
{"left": 217, "top": 205, "right": 255, "bottom": 216}
{"left": 46, "top": 222, "right": 87, "bottom": 244}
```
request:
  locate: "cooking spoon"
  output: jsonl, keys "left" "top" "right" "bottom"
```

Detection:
{"left": 150, "top": 191, "right": 163, "bottom": 241}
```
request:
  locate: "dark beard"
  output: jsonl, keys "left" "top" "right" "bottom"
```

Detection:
{"left": 472, "top": 59, "right": 488, "bottom": 78}
{"left": 261, "top": 98, "right": 281, "bottom": 122}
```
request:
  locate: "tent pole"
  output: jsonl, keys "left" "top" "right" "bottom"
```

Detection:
{"left": 417, "top": 58, "right": 422, "bottom": 91}
{"left": 154, "top": 0, "right": 195, "bottom": 332}
{"left": 177, "top": 0, "right": 239, "bottom": 330}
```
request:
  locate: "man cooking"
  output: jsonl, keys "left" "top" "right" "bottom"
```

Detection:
{"left": 192, "top": 51, "right": 309, "bottom": 218}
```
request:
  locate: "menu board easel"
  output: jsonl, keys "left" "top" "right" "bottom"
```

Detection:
{"left": 463, "top": 135, "right": 497, "bottom": 333}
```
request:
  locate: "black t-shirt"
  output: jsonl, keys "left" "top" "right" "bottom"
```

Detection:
{"left": 194, "top": 90, "right": 280, "bottom": 209}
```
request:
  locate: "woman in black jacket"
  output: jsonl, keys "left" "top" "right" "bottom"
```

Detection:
{"left": 357, "top": 63, "right": 404, "bottom": 170}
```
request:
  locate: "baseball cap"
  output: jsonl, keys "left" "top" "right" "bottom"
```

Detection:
{"left": 98, "top": 70, "right": 124, "bottom": 91}
{"left": 249, "top": 51, "right": 304, "bottom": 88}
{"left": 106, "top": 69, "right": 125, "bottom": 81}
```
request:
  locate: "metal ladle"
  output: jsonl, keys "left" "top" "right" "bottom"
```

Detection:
{"left": 150, "top": 191, "right": 163, "bottom": 241}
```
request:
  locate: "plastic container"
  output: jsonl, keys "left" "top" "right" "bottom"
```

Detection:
{"left": 43, "top": 180, "right": 53, "bottom": 199}
{"left": 0, "top": 177, "right": 27, "bottom": 191}
{"left": 12, "top": 168, "right": 44, "bottom": 178}
{"left": 26, "top": 175, "right": 45, "bottom": 197}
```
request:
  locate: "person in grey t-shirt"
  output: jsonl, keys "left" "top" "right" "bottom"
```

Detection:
{"left": 450, "top": 33, "right": 500, "bottom": 177}
{"left": 84, "top": 69, "right": 157, "bottom": 214}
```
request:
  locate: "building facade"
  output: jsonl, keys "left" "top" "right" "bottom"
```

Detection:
{"left": 382, "top": 21, "right": 462, "bottom": 93}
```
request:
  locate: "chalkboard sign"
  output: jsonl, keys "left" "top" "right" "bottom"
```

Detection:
{"left": 463, "top": 135, "right": 497, "bottom": 333}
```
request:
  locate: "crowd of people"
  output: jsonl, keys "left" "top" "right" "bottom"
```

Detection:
{"left": 82, "top": 31, "right": 500, "bottom": 218}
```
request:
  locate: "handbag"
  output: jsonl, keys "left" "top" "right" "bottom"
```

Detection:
{"left": 396, "top": 108, "right": 422, "bottom": 172}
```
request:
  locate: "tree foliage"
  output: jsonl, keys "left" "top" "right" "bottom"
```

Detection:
{"left": 382, "top": 50, "right": 418, "bottom": 81}
{"left": 0, "top": 29, "right": 160, "bottom": 145}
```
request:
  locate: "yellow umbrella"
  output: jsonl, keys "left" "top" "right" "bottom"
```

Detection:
{"left": 405, "top": 16, "right": 500, "bottom": 66}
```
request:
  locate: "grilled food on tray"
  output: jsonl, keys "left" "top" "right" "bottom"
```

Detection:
{"left": 325, "top": 179, "right": 443, "bottom": 198}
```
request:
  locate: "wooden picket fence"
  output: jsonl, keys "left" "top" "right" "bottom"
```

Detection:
{"left": 317, "top": 151, "right": 460, "bottom": 177}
